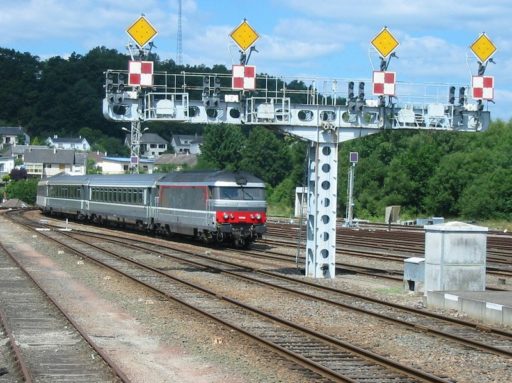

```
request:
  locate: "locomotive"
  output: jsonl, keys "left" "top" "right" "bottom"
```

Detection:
{"left": 36, "top": 170, "right": 267, "bottom": 247}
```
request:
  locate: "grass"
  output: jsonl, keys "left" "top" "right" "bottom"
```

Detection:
{"left": 475, "top": 219, "right": 512, "bottom": 232}
{"left": 267, "top": 204, "right": 293, "bottom": 218}
{"left": 376, "top": 286, "right": 406, "bottom": 296}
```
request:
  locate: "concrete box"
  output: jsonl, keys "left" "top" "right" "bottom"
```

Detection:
{"left": 424, "top": 222, "right": 487, "bottom": 294}
{"left": 403, "top": 257, "right": 424, "bottom": 292}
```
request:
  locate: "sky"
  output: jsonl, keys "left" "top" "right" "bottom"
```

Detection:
{"left": 0, "top": 0, "right": 510, "bottom": 120}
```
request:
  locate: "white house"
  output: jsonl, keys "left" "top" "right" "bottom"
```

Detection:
{"left": 170, "top": 134, "right": 203, "bottom": 154}
{"left": 0, "top": 127, "right": 30, "bottom": 149}
{"left": 96, "top": 157, "right": 155, "bottom": 174}
{"left": 0, "top": 156, "right": 15, "bottom": 177}
{"left": 23, "top": 148, "right": 87, "bottom": 177}
{"left": 46, "top": 135, "right": 91, "bottom": 151}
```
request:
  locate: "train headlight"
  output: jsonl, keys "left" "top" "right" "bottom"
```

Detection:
{"left": 223, "top": 212, "right": 229, "bottom": 220}
{"left": 250, "top": 214, "right": 255, "bottom": 219}
{"left": 255, "top": 213, "right": 261, "bottom": 220}
{"left": 230, "top": 213, "right": 235, "bottom": 219}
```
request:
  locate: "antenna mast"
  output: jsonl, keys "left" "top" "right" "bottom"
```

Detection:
{"left": 177, "top": 0, "right": 183, "bottom": 65}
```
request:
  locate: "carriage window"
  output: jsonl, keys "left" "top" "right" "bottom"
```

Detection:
{"left": 216, "top": 187, "right": 265, "bottom": 201}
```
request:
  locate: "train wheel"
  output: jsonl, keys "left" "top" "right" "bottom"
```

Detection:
{"left": 235, "top": 238, "right": 249, "bottom": 249}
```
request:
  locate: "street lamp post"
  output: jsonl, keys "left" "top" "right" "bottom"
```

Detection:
{"left": 122, "top": 123, "right": 148, "bottom": 173}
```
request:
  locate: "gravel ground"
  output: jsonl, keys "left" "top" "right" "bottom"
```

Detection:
{"left": 2, "top": 210, "right": 511, "bottom": 383}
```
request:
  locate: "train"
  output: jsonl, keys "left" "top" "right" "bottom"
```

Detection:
{"left": 36, "top": 170, "right": 267, "bottom": 247}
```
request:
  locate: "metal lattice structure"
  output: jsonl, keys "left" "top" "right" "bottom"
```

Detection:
{"left": 103, "top": 70, "right": 491, "bottom": 278}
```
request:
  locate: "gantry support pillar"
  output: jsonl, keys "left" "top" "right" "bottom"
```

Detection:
{"left": 129, "top": 120, "right": 142, "bottom": 173}
{"left": 305, "top": 135, "right": 338, "bottom": 278}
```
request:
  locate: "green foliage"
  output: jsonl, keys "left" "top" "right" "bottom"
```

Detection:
{"left": 5, "top": 178, "right": 39, "bottom": 205}
{"left": 267, "top": 177, "right": 296, "bottom": 206}
{"left": 154, "top": 163, "right": 191, "bottom": 173}
{"left": 93, "top": 136, "right": 128, "bottom": 156}
{"left": 0, "top": 44, "right": 511, "bottom": 221}
{"left": 240, "top": 127, "right": 292, "bottom": 187}
{"left": 197, "top": 124, "right": 247, "bottom": 171}
{"left": 30, "top": 136, "right": 43, "bottom": 145}
{"left": 86, "top": 159, "right": 102, "bottom": 174}
{"left": 334, "top": 121, "right": 512, "bottom": 221}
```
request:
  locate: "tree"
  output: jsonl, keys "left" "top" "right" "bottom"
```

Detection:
{"left": 5, "top": 178, "right": 38, "bottom": 205}
{"left": 9, "top": 168, "right": 27, "bottom": 181}
{"left": 240, "top": 127, "right": 292, "bottom": 187}
{"left": 197, "top": 124, "right": 246, "bottom": 170}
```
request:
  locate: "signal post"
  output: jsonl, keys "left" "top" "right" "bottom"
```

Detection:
{"left": 103, "top": 16, "right": 495, "bottom": 278}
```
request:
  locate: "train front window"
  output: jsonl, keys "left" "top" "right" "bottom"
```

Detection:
{"left": 216, "top": 187, "right": 265, "bottom": 201}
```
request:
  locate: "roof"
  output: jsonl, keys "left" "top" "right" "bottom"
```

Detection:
{"left": 0, "top": 127, "right": 26, "bottom": 135}
{"left": 5, "top": 145, "right": 48, "bottom": 156}
{"left": 140, "top": 133, "right": 168, "bottom": 145}
{"left": 87, "top": 151, "right": 107, "bottom": 163}
{"left": 158, "top": 170, "right": 264, "bottom": 185}
{"left": 101, "top": 156, "right": 155, "bottom": 164}
{"left": 23, "top": 149, "right": 85, "bottom": 165}
{"left": 48, "top": 137, "right": 87, "bottom": 144}
{"left": 171, "top": 134, "right": 203, "bottom": 146}
{"left": 75, "top": 152, "right": 88, "bottom": 164}
{"left": 0, "top": 198, "right": 30, "bottom": 208}
{"left": 155, "top": 153, "right": 198, "bottom": 166}
{"left": 44, "top": 173, "right": 165, "bottom": 187}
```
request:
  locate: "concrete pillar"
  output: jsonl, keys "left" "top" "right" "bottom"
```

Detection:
{"left": 424, "top": 222, "right": 487, "bottom": 294}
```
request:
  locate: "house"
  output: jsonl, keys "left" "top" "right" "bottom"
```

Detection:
{"left": 3, "top": 145, "right": 49, "bottom": 162}
{"left": 23, "top": 148, "right": 87, "bottom": 177}
{"left": 124, "top": 133, "right": 169, "bottom": 159}
{"left": 140, "top": 133, "right": 169, "bottom": 158}
{"left": 96, "top": 156, "right": 155, "bottom": 174}
{"left": 0, "top": 127, "right": 30, "bottom": 149}
{"left": 170, "top": 134, "right": 203, "bottom": 155}
{"left": 0, "top": 156, "right": 15, "bottom": 178}
{"left": 46, "top": 135, "right": 91, "bottom": 151}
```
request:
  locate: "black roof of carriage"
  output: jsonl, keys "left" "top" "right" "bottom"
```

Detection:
{"left": 158, "top": 170, "right": 264, "bottom": 184}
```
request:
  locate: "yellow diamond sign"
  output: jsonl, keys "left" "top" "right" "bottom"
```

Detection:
{"left": 127, "top": 16, "right": 158, "bottom": 48}
{"left": 371, "top": 27, "right": 399, "bottom": 58}
{"left": 230, "top": 20, "right": 259, "bottom": 51}
{"left": 470, "top": 33, "right": 496, "bottom": 64}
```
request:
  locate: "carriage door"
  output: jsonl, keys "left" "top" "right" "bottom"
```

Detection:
{"left": 205, "top": 186, "right": 214, "bottom": 226}
{"left": 81, "top": 185, "right": 89, "bottom": 213}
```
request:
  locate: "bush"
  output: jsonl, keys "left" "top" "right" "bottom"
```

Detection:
{"left": 5, "top": 178, "right": 38, "bottom": 205}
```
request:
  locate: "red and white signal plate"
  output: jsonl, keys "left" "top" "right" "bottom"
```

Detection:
{"left": 128, "top": 61, "right": 154, "bottom": 87}
{"left": 372, "top": 71, "right": 396, "bottom": 96}
{"left": 232, "top": 65, "right": 256, "bottom": 90}
{"left": 472, "top": 76, "right": 494, "bottom": 100}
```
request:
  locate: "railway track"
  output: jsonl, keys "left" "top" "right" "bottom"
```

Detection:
{"left": 7, "top": 210, "right": 512, "bottom": 382}
{"left": 0, "top": 241, "right": 128, "bottom": 383}
{"left": 6, "top": 211, "right": 458, "bottom": 382}
{"left": 66, "top": 229, "right": 512, "bottom": 359}
{"left": 265, "top": 223, "right": 512, "bottom": 279}
{"left": 268, "top": 221, "right": 512, "bottom": 255}
{"left": 19, "top": 212, "right": 512, "bottom": 358}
